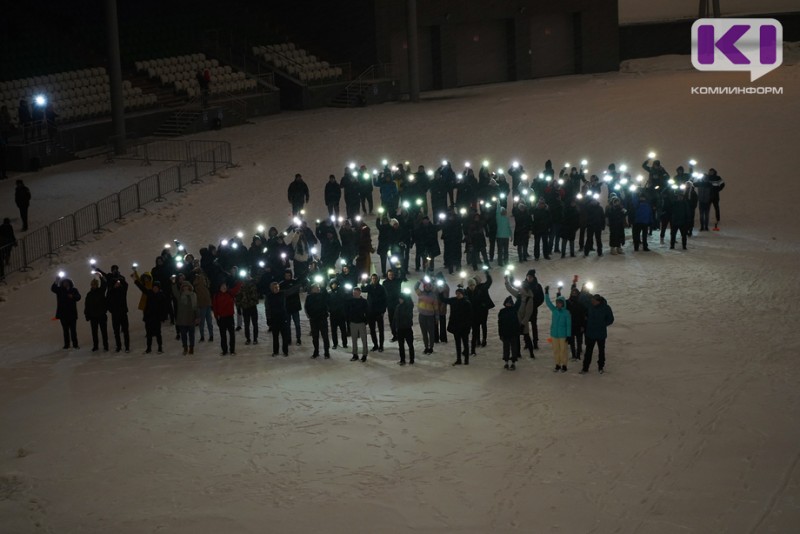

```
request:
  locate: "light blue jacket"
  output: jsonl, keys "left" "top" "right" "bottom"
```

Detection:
{"left": 545, "top": 293, "right": 572, "bottom": 338}
{"left": 496, "top": 204, "right": 512, "bottom": 239}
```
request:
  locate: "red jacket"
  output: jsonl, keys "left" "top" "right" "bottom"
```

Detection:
{"left": 212, "top": 282, "right": 242, "bottom": 318}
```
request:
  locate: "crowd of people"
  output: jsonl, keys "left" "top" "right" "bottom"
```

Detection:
{"left": 49, "top": 155, "right": 726, "bottom": 373}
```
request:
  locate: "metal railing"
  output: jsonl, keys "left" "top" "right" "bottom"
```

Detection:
{"left": 341, "top": 63, "right": 396, "bottom": 106}
{"left": 0, "top": 139, "right": 233, "bottom": 284}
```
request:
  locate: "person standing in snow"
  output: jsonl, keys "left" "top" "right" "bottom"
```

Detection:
{"left": 324, "top": 174, "right": 341, "bottom": 221}
{"left": 15, "top": 179, "right": 31, "bottom": 231}
{"left": 346, "top": 286, "right": 369, "bottom": 362}
{"left": 288, "top": 173, "right": 310, "bottom": 216}
{"left": 708, "top": 168, "right": 725, "bottom": 230}
{"left": 393, "top": 292, "right": 415, "bottom": 365}
{"left": 498, "top": 296, "right": 521, "bottom": 370}
{"left": 212, "top": 280, "right": 242, "bottom": 356}
{"left": 52, "top": 274, "right": 81, "bottom": 350}
{"left": 439, "top": 286, "right": 473, "bottom": 366}
{"left": 504, "top": 269, "right": 543, "bottom": 357}
{"left": 84, "top": 274, "right": 109, "bottom": 352}
{"left": 544, "top": 285, "right": 572, "bottom": 373}
{"left": 133, "top": 273, "right": 167, "bottom": 354}
{"left": 304, "top": 283, "right": 331, "bottom": 359}
{"left": 579, "top": 291, "right": 615, "bottom": 375}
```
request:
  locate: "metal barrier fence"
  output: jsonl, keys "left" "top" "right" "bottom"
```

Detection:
{"left": 0, "top": 140, "right": 233, "bottom": 284}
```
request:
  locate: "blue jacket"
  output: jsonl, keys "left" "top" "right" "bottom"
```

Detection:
{"left": 545, "top": 293, "right": 572, "bottom": 339}
{"left": 495, "top": 204, "right": 512, "bottom": 239}
{"left": 634, "top": 199, "right": 654, "bottom": 225}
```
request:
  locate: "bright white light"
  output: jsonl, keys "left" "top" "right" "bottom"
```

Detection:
{"left": 382, "top": 159, "right": 388, "bottom": 166}
{"left": 176, "top": 261, "right": 184, "bottom": 269}
{"left": 689, "top": 159, "right": 697, "bottom": 166}
{"left": 293, "top": 217, "right": 301, "bottom": 226}
{"left": 464, "top": 161, "right": 471, "bottom": 168}
{"left": 538, "top": 173, "right": 544, "bottom": 179}
{"left": 564, "top": 162, "right": 570, "bottom": 168}
{"left": 221, "top": 239, "right": 228, "bottom": 246}
{"left": 586, "top": 281, "right": 594, "bottom": 290}
{"left": 557, "top": 281, "right": 563, "bottom": 288}
{"left": 338, "top": 216, "right": 344, "bottom": 222}
{"left": 636, "top": 175, "right": 644, "bottom": 183}
{"left": 459, "top": 208, "right": 467, "bottom": 215}
{"left": 441, "top": 159, "right": 448, "bottom": 166}
{"left": 614, "top": 184, "right": 621, "bottom": 191}
{"left": 513, "top": 196, "right": 520, "bottom": 202}
{"left": 648, "top": 151, "right": 656, "bottom": 159}
{"left": 89, "top": 258, "right": 96, "bottom": 265}
{"left": 236, "top": 231, "right": 244, "bottom": 238}
{"left": 239, "top": 269, "right": 247, "bottom": 278}
{"left": 629, "top": 185, "right": 637, "bottom": 192}
{"left": 373, "top": 169, "right": 378, "bottom": 175}
{"left": 281, "top": 252, "right": 287, "bottom": 259}
{"left": 408, "top": 174, "right": 415, "bottom": 182}
{"left": 415, "top": 198, "right": 423, "bottom": 206}
{"left": 361, "top": 273, "right": 368, "bottom": 280}
{"left": 513, "top": 280, "right": 521, "bottom": 288}
{"left": 402, "top": 288, "right": 412, "bottom": 295}
{"left": 132, "top": 262, "right": 138, "bottom": 269}
{"left": 403, "top": 201, "right": 410, "bottom": 209}
{"left": 35, "top": 94, "right": 46, "bottom": 107}
{"left": 679, "top": 184, "right": 686, "bottom": 190}
{"left": 521, "top": 188, "right": 529, "bottom": 195}
{"left": 164, "top": 243, "right": 171, "bottom": 249}
{"left": 558, "top": 179, "right": 564, "bottom": 185}
{"left": 349, "top": 162, "right": 356, "bottom": 169}
{"left": 482, "top": 265, "right": 489, "bottom": 271}
{"left": 521, "top": 174, "right": 528, "bottom": 181}
{"left": 593, "top": 193, "right": 600, "bottom": 200}
{"left": 438, "top": 213, "right": 446, "bottom": 220}
{"left": 355, "top": 215, "right": 362, "bottom": 222}
{"left": 668, "top": 178, "right": 675, "bottom": 185}
{"left": 344, "top": 283, "right": 353, "bottom": 291}
{"left": 231, "top": 243, "right": 238, "bottom": 250}
{"left": 258, "top": 261, "right": 265, "bottom": 268}
{"left": 499, "top": 193, "right": 506, "bottom": 199}
{"left": 529, "top": 195, "right": 535, "bottom": 203}
{"left": 314, "top": 275, "right": 324, "bottom": 284}
{"left": 175, "top": 255, "right": 183, "bottom": 262}
{"left": 459, "top": 271, "right": 467, "bottom": 279}
{"left": 327, "top": 268, "right": 335, "bottom": 275}
{"left": 620, "top": 178, "right": 628, "bottom": 185}
{"left": 390, "top": 256, "right": 399, "bottom": 263}
{"left": 58, "top": 270, "right": 66, "bottom": 278}
{"left": 482, "top": 160, "right": 489, "bottom": 167}
{"left": 340, "top": 259, "right": 347, "bottom": 265}
{"left": 423, "top": 275, "right": 431, "bottom": 283}
{"left": 604, "top": 175, "right": 612, "bottom": 182}
{"left": 352, "top": 172, "right": 358, "bottom": 177}
{"left": 620, "top": 164, "right": 628, "bottom": 172}
{"left": 310, "top": 247, "right": 318, "bottom": 255}
{"left": 378, "top": 206, "right": 385, "bottom": 214}
{"left": 512, "top": 161, "right": 519, "bottom": 168}
{"left": 581, "top": 159, "right": 588, "bottom": 166}
{"left": 427, "top": 170, "right": 434, "bottom": 177}
{"left": 436, "top": 280, "right": 444, "bottom": 287}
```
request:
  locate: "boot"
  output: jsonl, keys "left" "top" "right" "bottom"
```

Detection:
{"left": 183, "top": 345, "right": 188, "bottom": 355}
{"left": 610, "top": 248, "right": 618, "bottom": 255}
{"left": 188, "top": 347, "right": 194, "bottom": 355}
{"left": 617, "top": 247, "right": 624, "bottom": 255}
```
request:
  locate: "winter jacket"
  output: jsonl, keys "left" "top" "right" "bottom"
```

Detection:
{"left": 327, "top": 285, "right": 348, "bottom": 318}
{"left": 504, "top": 277, "right": 543, "bottom": 324}
{"left": 279, "top": 278, "right": 302, "bottom": 312}
{"left": 15, "top": 184, "right": 31, "bottom": 208}
{"left": 105, "top": 275, "right": 129, "bottom": 315}
{"left": 584, "top": 297, "right": 614, "bottom": 340}
{"left": 670, "top": 197, "right": 691, "bottom": 227}
{"left": 709, "top": 174, "right": 725, "bottom": 202}
{"left": 469, "top": 273, "right": 495, "bottom": 312}
{"left": 361, "top": 282, "right": 387, "bottom": 314}
{"left": 192, "top": 270, "right": 212, "bottom": 308}
{"left": 383, "top": 276, "right": 403, "bottom": 310}
{"left": 561, "top": 204, "right": 579, "bottom": 239}
{"left": 495, "top": 205, "right": 512, "bottom": 239}
{"left": 415, "top": 282, "right": 439, "bottom": 317}
{"left": 498, "top": 302, "right": 522, "bottom": 339}
{"left": 393, "top": 299, "right": 414, "bottom": 331}
{"left": 566, "top": 296, "right": 587, "bottom": 335}
{"left": 442, "top": 296, "right": 472, "bottom": 335}
{"left": 212, "top": 282, "right": 242, "bottom": 318}
{"left": 304, "top": 291, "right": 329, "bottom": 320}
{"left": 545, "top": 293, "right": 572, "bottom": 338}
{"left": 325, "top": 180, "right": 342, "bottom": 205}
{"left": 83, "top": 280, "right": 107, "bottom": 321}
{"left": 51, "top": 280, "right": 81, "bottom": 321}
{"left": 134, "top": 280, "right": 167, "bottom": 323}
{"left": 235, "top": 279, "right": 260, "bottom": 309}
{"left": 265, "top": 290, "right": 288, "bottom": 327}
{"left": 532, "top": 204, "right": 552, "bottom": 234}
{"left": 634, "top": 199, "right": 654, "bottom": 225}
{"left": 346, "top": 297, "right": 368, "bottom": 324}
{"left": 288, "top": 179, "right": 310, "bottom": 204}
{"left": 585, "top": 202, "right": 606, "bottom": 230}
{"left": 173, "top": 283, "right": 198, "bottom": 327}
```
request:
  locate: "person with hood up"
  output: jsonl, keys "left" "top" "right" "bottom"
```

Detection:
{"left": 544, "top": 285, "right": 572, "bottom": 373}
{"left": 52, "top": 274, "right": 81, "bottom": 349}
{"left": 579, "top": 292, "right": 615, "bottom": 374}
{"left": 497, "top": 295, "right": 521, "bottom": 370}
{"left": 173, "top": 280, "right": 198, "bottom": 355}
{"left": 583, "top": 195, "right": 605, "bottom": 257}
{"left": 83, "top": 273, "right": 109, "bottom": 352}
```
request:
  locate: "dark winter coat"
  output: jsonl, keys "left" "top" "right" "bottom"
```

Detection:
{"left": 346, "top": 297, "right": 368, "bottom": 324}
{"left": 265, "top": 290, "right": 288, "bottom": 326}
{"left": 383, "top": 277, "right": 403, "bottom": 310}
{"left": 279, "top": 278, "right": 302, "bottom": 312}
{"left": 15, "top": 183, "right": 31, "bottom": 208}
{"left": 235, "top": 279, "right": 260, "bottom": 309}
{"left": 585, "top": 202, "right": 606, "bottom": 230}
{"left": 393, "top": 299, "right": 414, "bottom": 331}
{"left": 105, "top": 275, "right": 129, "bottom": 315}
{"left": 566, "top": 295, "right": 587, "bottom": 335}
{"left": 134, "top": 280, "right": 168, "bottom": 323}
{"left": 414, "top": 222, "right": 441, "bottom": 257}
{"left": 532, "top": 204, "right": 552, "bottom": 234}
{"left": 470, "top": 274, "right": 495, "bottom": 312}
{"left": 83, "top": 280, "right": 108, "bottom": 321}
{"left": 634, "top": 199, "right": 654, "bottom": 225}
{"left": 497, "top": 302, "right": 522, "bottom": 339}
{"left": 561, "top": 204, "right": 579, "bottom": 239}
{"left": 304, "top": 291, "right": 329, "bottom": 320}
{"left": 324, "top": 180, "right": 342, "bottom": 205}
{"left": 288, "top": 179, "right": 310, "bottom": 204}
{"left": 51, "top": 280, "right": 81, "bottom": 321}
{"left": 327, "top": 285, "right": 348, "bottom": 317}
{"left": 584, "top": 297, "right": 614, "bottom": 340}
{"left": 361, "top": 282, "right": 387, "bottom": 314}
{"left": 670, "top": 197, "right": 691, "bottom": 227}
{"left": 442, "top": 296, "right": 472, "bottom": 335}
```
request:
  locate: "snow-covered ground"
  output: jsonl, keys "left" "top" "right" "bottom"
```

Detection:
{"left": 1, "top": 56, "right": 799, "bottom": 533}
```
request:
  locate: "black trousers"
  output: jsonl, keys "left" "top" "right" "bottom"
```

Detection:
{"left": 387, "top": 305, "right": 397, "bottom": 338}
{"left": 434, "top": 313, "right": 447, "bottom": 343}
{"left": 569, "top": 331, "right": 584, "bottom": 359}
{"left": 670, "top": 225, "right": 688, "bottom": 249}
{"left": 561, "top": 237, "right": 575, "bottom": 257}
{"left": 271, "top": 316, "right": 290, "bottom": 355}
{"left": 397, "top": 328, "right": 415, "bottom": 363}
{"left": 632, "top": 223, "right": 649, "bottom": 250}
{"left": 502, "top": 336, "right": 520, "bottom": 362}
{"left": 453, "top": 332, "right": 470, "bottom": 363}
{"left": 330, "top": 314, "right": 348, "bottom": 347}
{"left": 583, "top": 337, "right": 606, "bottom": 371}
{"left": 111, "top": 313, "right": 130, "bottom": 351}
{"left": 310, "top": 317, "right": 330, "bottom": 355}
{"left": 529, "top": 308, "right": 540, "bottom": 346}
{"left": 89, "top": 315, "right": 109, "bottom": 350}
{"left": 470, "top": 309, "right": 488, "bottom": 352}
{"left": 583, "top": 228, "right": 602, "bottom": 256}
{"left": 19, "top": 205, "right": 29, "bottom": 230}
{"left": 242, "top": 306, "right": 259, "bottom": 342}
{"left": 217, "top": 315, "right": 235, "bottom": 353}
{"left": 368, "top": 312, "right": 385, "bottom": 348}
{"left": 327, "top": 202, "right": 339, "bottom": 219}
{"left": 144, "top": 319, "right": 162, "bottom": 351}
{"left": 60, "top": 318, "right": 78, "bottom": 348}
{"left": 291, "top": 201, "right": 305, "bottom": 215}
{"left": 533, "top": 232, "right": 549, "bottom": 259}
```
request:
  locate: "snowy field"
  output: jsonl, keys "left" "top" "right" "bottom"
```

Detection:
{"left": 1, "top": 55, "right": 799, "bottom": 533}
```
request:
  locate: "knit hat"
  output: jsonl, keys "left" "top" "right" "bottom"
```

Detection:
{"left": 455, "top": 287, "right": 465, "bottom": 295}
{"left": 467, "top": 278, "right": 477, "bottom": 287}
{"left": 503, "top": 296, "right": 514, "bottom": 306}
{"left": 526, "top": 269, "right": 536, "bottom": 278}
